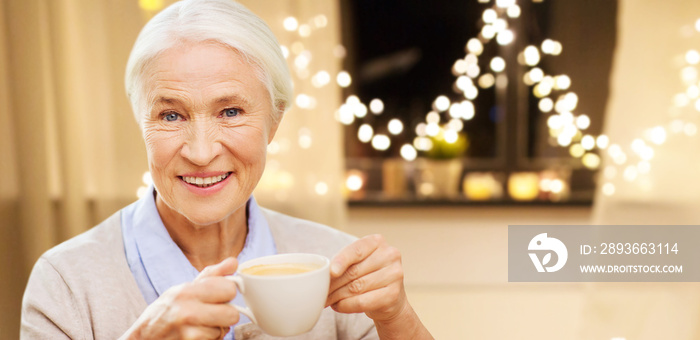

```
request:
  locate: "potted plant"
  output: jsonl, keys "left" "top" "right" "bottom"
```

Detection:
{"left": 415, "top": 129, "right": 468, "bottom": 199}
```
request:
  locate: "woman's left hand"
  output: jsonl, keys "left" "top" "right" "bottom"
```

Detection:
{"left": 326, "top": 234, "right": 407, "bottom": 323}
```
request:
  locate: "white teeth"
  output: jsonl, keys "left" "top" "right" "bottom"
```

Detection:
{"left": 182, "top": 173, "right": 230, "bottom": 187}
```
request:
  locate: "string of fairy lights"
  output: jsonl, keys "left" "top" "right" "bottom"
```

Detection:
{"left": 135, "top": 0, "right": 700, "bottom": 201}
{"left": 597, "top": 18, "right": 700, "bottom": 197}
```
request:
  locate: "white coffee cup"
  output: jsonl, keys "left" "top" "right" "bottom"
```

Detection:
{"left": 226, "top": 253, "right": 330, "bottom": 337}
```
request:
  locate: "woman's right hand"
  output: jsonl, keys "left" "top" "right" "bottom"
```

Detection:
{"left": 120, "top": 257, "right": 240, "bottom": 340}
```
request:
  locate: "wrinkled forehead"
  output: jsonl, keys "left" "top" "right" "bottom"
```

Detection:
{"left": 138, "top": 40, "right": 270, "bottom": 109}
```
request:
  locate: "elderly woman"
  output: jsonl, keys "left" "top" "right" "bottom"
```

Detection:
{"left": 21, "top": 0, "right": 432, "bottom": 339}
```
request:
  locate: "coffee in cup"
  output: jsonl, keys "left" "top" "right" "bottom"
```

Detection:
{"left": 239, "top": 262, "right": 321, "bottom": 276}
{"left": 226, "top": 253, "right": 330, "bottom": 337}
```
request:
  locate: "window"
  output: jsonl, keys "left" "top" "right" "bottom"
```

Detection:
{"left": 340, "top": 0, "right": 617, "bottom": 205}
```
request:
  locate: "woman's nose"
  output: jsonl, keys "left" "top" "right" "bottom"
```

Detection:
{"left": 181, "top": 121, "right": 222, "bottom": 166}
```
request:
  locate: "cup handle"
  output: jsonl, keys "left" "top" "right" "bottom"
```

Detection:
{"left": 225, "top": 275, "right": 257, "bottom": 325}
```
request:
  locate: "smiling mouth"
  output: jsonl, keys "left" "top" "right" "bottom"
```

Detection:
{"left": 179, "top": 172, "right": 232, "bottom": 188}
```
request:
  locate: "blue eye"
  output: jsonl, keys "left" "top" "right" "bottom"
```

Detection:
{"left": 164, "top": 112, "right": 179, "bottom": 121}
{"left": 223, "top": 108, "right": 240, "bottom": 117}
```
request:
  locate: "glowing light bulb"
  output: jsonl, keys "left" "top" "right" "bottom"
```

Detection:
{"left": 478, "top": 74, "right": 495, "bottom": 88}
{"left": 466, "top": 64, "right": 480, "bottom": 78}
{"left": 461, "top": 101, "right": 475, "bottom": 120}
{"left": 483, "top": 9, "right": 497, "bottom": 23}
{"left": 539, "top": 98, "right": 554, "bottom": 112}
{"left": 311, "top": 71, "right": 330, "bottom": 88}
{"left": 581, "top": 135, "right": 595, "bottom": 150}
{"left": 337, "top": 104, "right": 355, "bottom": 125}
{"left": 337, "top": 71, "right": 352, "bottom": 87}
{"left": 371, "top": 134, "right": 391, "bottom": 151}
{"left": 346, "top": 174, "right": 363, "bottom": 191}
{"left": 414, "top": 123, "right": 427, "bottom": 137}
{"left": 434, "top": 96, "right": 451, "bottom": 112}
{"left": 574, "top": 115, "right": 590, "bottom": 130}
{"left": 482, "top": 25, "right": 496, "bottom": 40}
{"left": 490, "top": 57, "right": 506, "bottom": 72}
{"left": 413, "top": 136, "right": 433, "bottom": 151}
{"left": 283, "top": 17, "right": 299, "bottom": 31}
{"left": 456, "top": 75, "right": 473, "bottom": 91}
{"left": 369, "top": 98, "right": 384, "bottom": 114}
{"left": 298, "top": 134, "right": 312, "bottom": 149}
{"left": 582, "top": 153, "right": 601, "bottom": 169}
{"left": 524, "top": 46, "right": 540, "bottom": 66}
{"left": 596, "top": 135, "right": 609, "bottom": 149}
{"left": 551, "top": 41, "right": 563, "bottom": 55}
{"left": 426, "top": 123, "right": 440, "bottom": 137}
{"left": 547, "top": 115, "right": 563, "bottom": 130}
{"left": 555, "top": 75, "right": 571, "bottom": 90}
{"left": 358, "top": 124, "right": 373, "bottom": 143}
{"left": 464, "top": 86, "right": 478, "bottom": 100}
{"left": 443, "top": 130, "right": 459, "bottom": 144}
{"left": 423, "top": 112, "right": 439, "bottom": 125}
{"left": 529, "top": 67, "right": 544, "bottom": 83}
{"left": 448, "top": 118, "right": 464, "bottom": 132}
{"left": 354, "top": 103, "right": 368, "bottom": 118}
{"left": 550, "top": 179, "right": 564, "bottom": 194}
{"left": 602, "top": 183, "right": 615, "bottom": 196}
{"left": 388, "top": 119, "right": 404, "bottom": 135}
{"left": 400, "top": 144, "right": 417, "bottom": 161}
{"left": 315, "top": 182, "right": 328, "bottom": 196}
{"left": 294, "top": 52, "right": 311, "bottom": 69}
{"left": 314, "top": 15, "right": 328, "bottom": 28}
{"left": 496, "top": 0, "right": 515, "bottom": 8}
{"left": 493, "top": 19, "right": 507, "bottom": 33}
{"left": 507, "top": 5, "right": 521, "bottom": 18}
{"left": 453, "top": 59, "right": 468, "bottom": 75}
{"left": 466, "top": 38, "right": 484, "bottom": 55}
{"left": 648, "top": 126, "right": 667, "bottom": 145}
{"left": 569, "top": 144, "right": 585, "bottom": 158}
{"left": 497, "top": 30, "right": 514, "bottom": 45}
{"left": 686, "top": 50, "right": 700, "bottom": 65}
{"left": 298, "top": 24, "right": 311, "bottom": 37}
{"left": 541, "top": 39, "right": 555, "bottom": 54}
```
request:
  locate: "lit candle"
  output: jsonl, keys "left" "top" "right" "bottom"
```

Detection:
{"left": 508, "top": 172, "right": 539, "bottom": 201}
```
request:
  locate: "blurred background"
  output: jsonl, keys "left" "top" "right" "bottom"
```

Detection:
{"left": 3, "top": 0, "right": 700, "bottom": 338}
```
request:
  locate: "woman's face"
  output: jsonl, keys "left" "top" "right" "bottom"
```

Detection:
{"left": 140, "top": 42, "right": 278, "bottom": 225}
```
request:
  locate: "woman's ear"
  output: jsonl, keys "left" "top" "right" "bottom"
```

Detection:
{"left": 267, "top": 103, "right": 286, "bottom": 144}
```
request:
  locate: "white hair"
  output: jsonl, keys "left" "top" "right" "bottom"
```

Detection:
{"left": 125, "top": 0, "right": 292, "bottom": 125}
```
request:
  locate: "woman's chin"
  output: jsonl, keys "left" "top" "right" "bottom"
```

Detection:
{"left": 181, "top": 210, "right": 227, "bottom": 227}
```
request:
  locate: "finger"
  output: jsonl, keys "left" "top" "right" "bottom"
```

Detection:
{"left": 197, "top": 257, "right": 238, "bottom": 280}
{"left": 186, "top": 277, "right": 238, "bottom": 304}
{"left": 177, "top": 302, "right": 239, "bottom": 328}
{"left": 331, "top": 234, "right": 384, "bottom": 277}
{"left": 326, "top": 262, "right": 402, "bottom": 307}
{"left": 181, "top": 325, "right": 224, "bottom": 340}
{"left": 328, "top": 245, "right": 392, "bottom": 294}
{"left": 330, "top": 283, "right": 402, "bottom": 315}
{"left": 329, "top": 242, "right": 401, "bottom": 293}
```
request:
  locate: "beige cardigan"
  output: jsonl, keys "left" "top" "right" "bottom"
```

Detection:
{"left": 21, "top": 208, "right": 378, "bottom": 340}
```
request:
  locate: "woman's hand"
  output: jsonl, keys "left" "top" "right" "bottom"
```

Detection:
{"left": 326, "top": 234, "right": 406, "bottom": 322}
{"left": 327, "top": 235, "right": 433, "bottom": 339}
{"left": 120, "top": 257, "right": 239, "bottom": 340}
